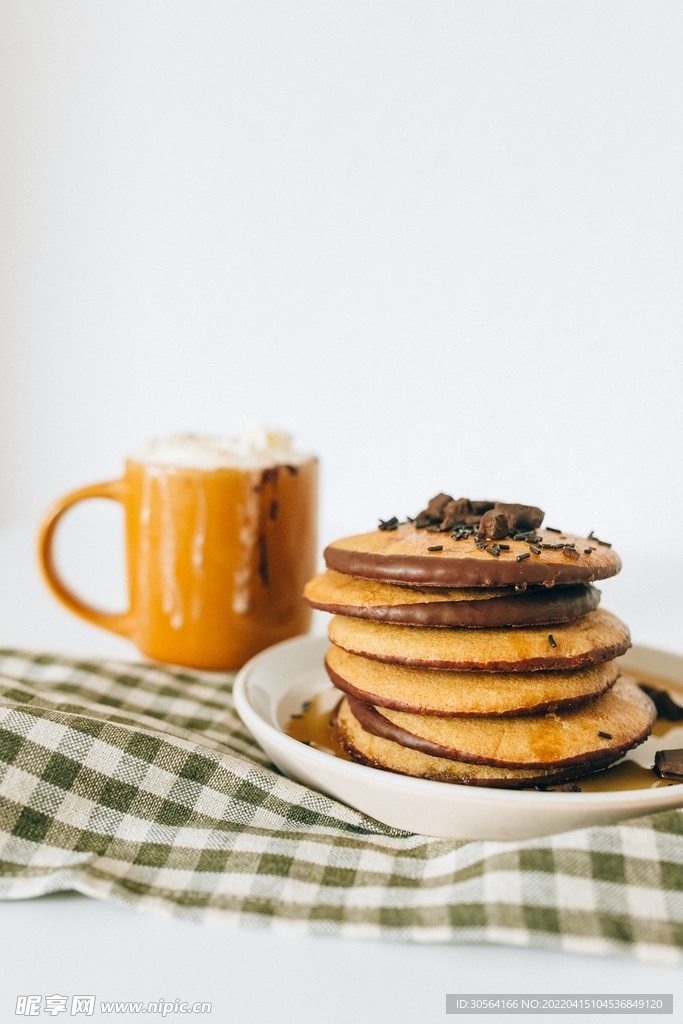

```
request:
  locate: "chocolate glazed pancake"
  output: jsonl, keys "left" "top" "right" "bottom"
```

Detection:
{"left": 332, "top": 698, "right": 621, "bottom": 788}
{"left": 346, "top": 678, "right": 655, "bottom": 769}
{"left": 305, "top": 569, "right": 600, "bottom": 627}
{"left": 325, "top": 645, "right": 620, "bottom": 716}
{"left": 329, "top": 608, "right": 631, "bottom": 672}
{"left": 325, "top": 523, "right": 621, "bottom": 588}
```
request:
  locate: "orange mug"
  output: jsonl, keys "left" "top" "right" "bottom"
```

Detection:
{"left": 38, "top": 435, "right": 318, "bottom": 670}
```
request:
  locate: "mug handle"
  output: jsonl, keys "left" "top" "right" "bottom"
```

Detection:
{"left": 37, "top": 479, "right": 134, "bottom": 638}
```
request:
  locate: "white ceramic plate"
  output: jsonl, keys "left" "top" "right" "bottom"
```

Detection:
{"left": 233, "top": 636, "right": 683, "bottom": 840}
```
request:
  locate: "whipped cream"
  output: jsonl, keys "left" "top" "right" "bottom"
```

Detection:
{"left": 133, "top": 427, "right": 313, "bottom": 471}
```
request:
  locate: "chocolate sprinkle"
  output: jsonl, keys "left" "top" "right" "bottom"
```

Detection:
{"left": 530, "top": 546, "right": 541, "bottom": 555}
{"left": 516, "top": 552, "right": 531, "bottom": 561}
{"left": 598, "top": 731, "right": 612, "bottom": 739}
{"left": 546, "top": 527, "right": 561, "bottom": 533}
{"left": 548, "top": 634, "right": 557, "bottom": 648}
{"left": 427, "top": 545, "right": 443, "bottom": 552}
{"left": 378, "top": 516, "right": 399, "bottom": 531}
{"left": 588, "top": 530, "right": 612, "bottom": 547}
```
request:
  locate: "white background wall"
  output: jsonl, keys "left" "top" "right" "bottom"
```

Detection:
{"left": 1, "top": 1, "right": 682, "bottom": 658}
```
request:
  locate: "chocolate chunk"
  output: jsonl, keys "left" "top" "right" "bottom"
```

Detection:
{"left": 470, "top": 500, "right": 497, "bottom": 515}
{"left": 654, "top": 748, "right": 683, "bottom": 780}
{"left": 492, "top": 502, "right": 544, "bottom": 532}
{"left": 414, "top": 496, "right": 499, "bottom": 530}
{"left": 638, "top": 684, "right": 683, "bottom": 721}
{"left": 448, "top": 497, "right": 474, "bottom": 517}
{"left": 563, "top": 546, "right": 580, "bottom": 560}
{"left": 414, "top": 492, "right": 454, "bottom": 529}
{"left": 426, "top": 493, "right": 454, "bottom": 519}
{"left": 439, "top": 498, "right": 474, "bottom": 531}
{"left": 478, "top": 510, "right": 509, "bottom": 540}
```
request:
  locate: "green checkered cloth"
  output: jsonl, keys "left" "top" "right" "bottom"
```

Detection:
{"left": 0, "top": 649, "right": 681, "bottom": 961}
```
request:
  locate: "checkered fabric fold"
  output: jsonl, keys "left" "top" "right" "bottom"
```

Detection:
{"left": 0, "top": 649, "right": 681, "bottom": 961}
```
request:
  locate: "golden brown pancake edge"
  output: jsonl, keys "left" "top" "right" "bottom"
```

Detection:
{"left": 324, "top": 524, "right": 621, "bottom": 588}
{"left": 305, "top": 570, "right": 601, "bottom": 627}
{"left": 324, "top": 645, "right": 620, "bottom": 716}
{"left": 345, "top": 677, "right": 655, "bottom": 769}
{"left": 332, "top": 697, "right": 622, "bottom": 789}
{"left": 328, "top": 608, "right": 631, "bottom": 672}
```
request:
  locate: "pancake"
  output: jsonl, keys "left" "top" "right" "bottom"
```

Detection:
{"left": 305, "top": 569, "right": 600, "bottom": 627}
{"left": 332, "top": 697, "right": 621, "bottom": 788}
{"left": 328, "top": 608, "right": 630, "bottom": 672}
{"left": 324, "top": 523, "right": 620, "bottom": 588}
{"left": 346, "top": 677, "right": 655, "bottom": 769}
{"left": 325, "top": 645, "right": 620, "bottom": 716}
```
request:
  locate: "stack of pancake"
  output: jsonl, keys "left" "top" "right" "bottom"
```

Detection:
{"left": 304, "top": 495, "right": 656, "bottom": 788}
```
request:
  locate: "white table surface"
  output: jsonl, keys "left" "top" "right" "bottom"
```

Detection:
{"left": 1, "top": 524, "right": 682, "bottom": 1022}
